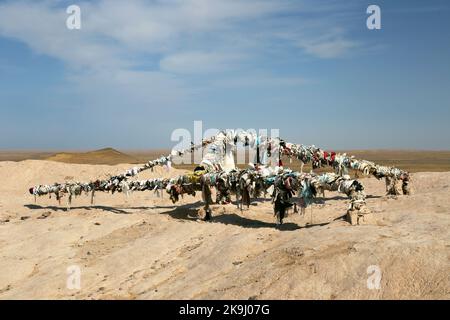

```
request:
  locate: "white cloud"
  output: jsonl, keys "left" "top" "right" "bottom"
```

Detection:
{"left": 299, "top": 36, "right": 358, "bottom": 59}
{"left": 0, "top": 1, "right": 125, "bottom": 69}
{"left": 40, "top": 0, "right": 285, "bottom": 58}
{"left": 0, "top": 0, "right": 362, "bottom": 113}
{"left": 0, "top": 0, "right": 360, "bottom": 68}
{"left": 160, "top": 51, "right": 244, "bottom": 74}
{"left": 213, "top": 74, "right": 308, "bottom": 88}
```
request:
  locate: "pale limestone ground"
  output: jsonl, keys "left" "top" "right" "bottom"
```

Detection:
{"left": 0, "top": 160, "right": 449, "bottom": 299}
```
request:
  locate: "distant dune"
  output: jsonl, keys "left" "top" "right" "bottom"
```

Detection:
{"left": 1, "top": 149, "right": 450, "bottom": 172}
{"left": 41, "top": 149, "right": 450, "bottom": 173}
{"left": 44, "top": 148, "right": 140, "bottom": 165}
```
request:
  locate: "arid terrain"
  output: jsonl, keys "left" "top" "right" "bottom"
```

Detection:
{"left": 3, "top": 148, "right": 450, "bottom": 172}
{"left": 0, "top": 149, "right": 449, "bottom": 299}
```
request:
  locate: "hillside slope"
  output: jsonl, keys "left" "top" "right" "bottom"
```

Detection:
{"left": 0, "top": 160, "right": 448, "bottom": 299}
{"left": 45, "top": 148, "right": 140, "bottom": 165}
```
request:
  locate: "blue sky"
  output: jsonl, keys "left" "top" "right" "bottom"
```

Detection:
{"left": 0, "top": 0, "right": 449, "bottom": 150}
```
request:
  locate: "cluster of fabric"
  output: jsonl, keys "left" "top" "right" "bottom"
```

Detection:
{"left": 29, "top": 130, "right": 408, "bottom": 225}
{"left": 273, "top": 141, "right": 410, "bottom": 196}
{"left": 204, "top": 131, "right": 409, "bottom": 192}
{"left": 148, "top": 165, "right": 367, "bottom": 225}
{"left": 28, "top": 136, "right": 220, "bottom": 207}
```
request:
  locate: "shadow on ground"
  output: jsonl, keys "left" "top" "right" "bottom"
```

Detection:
{"left": 25, "top": 199, "right": 344, "bottom": 230}
{"left": 156, "top": 201, "right": 338, "bottom": 231}
{"left": 24, "top": 204, "right": 147, "bottom": 214}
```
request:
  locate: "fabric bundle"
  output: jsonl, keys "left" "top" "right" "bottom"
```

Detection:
{"left": 275, "top": 141, "right": 410, "bottom": 196}
{"left": 29, "top": 130, "right": 408, "bottom": 225}
{"left": 271, "top": 173, "right": 297, "bottom": 224}
{"left": 28, "top": 135, "right": 222, "bottom": 204}
{"left": 269, "top": 171, "right": 366, "bottom": 214}
{"left": 206, "top": 131, "right": 409, "bottom": 192}
{"left": 163, "top": 168, "right": 366, "bottom": 216}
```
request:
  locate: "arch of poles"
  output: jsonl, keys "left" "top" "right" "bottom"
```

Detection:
{"left": 29, "top": 131, "right": 410, "bottom": 225}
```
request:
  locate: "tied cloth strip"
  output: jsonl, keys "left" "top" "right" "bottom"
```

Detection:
{"left": 31, "top": 166, "right": 367, "bottom": 225}
{"left": 29, "top": 130, "right": 406, "bottom": 215}
{"left": 29, "top": 135, "right": 219, "bottom": 207}
{"left": 30, "top": 131, "right": 408, "bottom": 199}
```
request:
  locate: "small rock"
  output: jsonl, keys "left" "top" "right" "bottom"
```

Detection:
{"left": 0, "top": 285, "right": 11, "bottom": 293}
{"left": 94, "top": 222, "right": 101, "bottom": 226}
{"left": 37, "top": 212, "right": 51, "bottom": 219}
{"left": 20, "top": 216, "right": 30, "bottom": 221}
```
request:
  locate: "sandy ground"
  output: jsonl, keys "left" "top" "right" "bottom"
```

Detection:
{"left": 0, "top": 160, "right": 449, "bottom": 299}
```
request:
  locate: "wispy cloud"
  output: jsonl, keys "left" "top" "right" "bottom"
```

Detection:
{"left": 297, "top": 29, "right": 359, "bottom": 59}
{"left": 0, "top": 0, "right": 363, "bottom": 117}
{"left": 0, "top": 0, "right": 360, "bottom": 66}
{"left": 160, "top": 51, "right": 245, "bottom": 74}
{"left": 1, "top": 1, "right": 448, "bottom": 150}
{"left": 213, "top": 74, "right": 308, "bottom": 88}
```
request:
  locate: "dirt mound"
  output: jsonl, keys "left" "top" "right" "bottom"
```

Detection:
{"left": 45, "top": 148, "right": 139, "bottom": 165}
{"left": 0, "top": 160, "right": 448, "bottom": 299}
